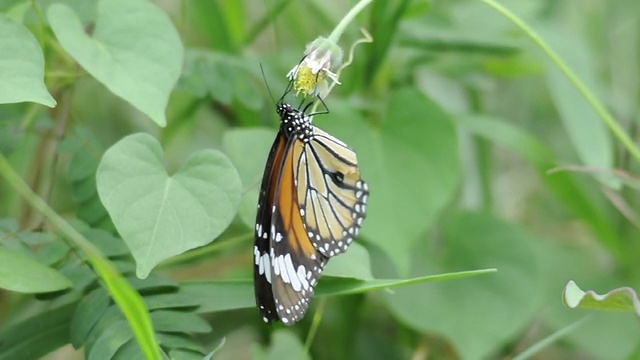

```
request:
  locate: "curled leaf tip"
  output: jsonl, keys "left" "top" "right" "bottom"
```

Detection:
{"left": 563, "top": 280, "right": 640, "bottom": 317}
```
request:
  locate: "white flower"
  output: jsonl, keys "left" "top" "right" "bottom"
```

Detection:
{"left": 287, "top": 37, "right": 343, "bottom": 96}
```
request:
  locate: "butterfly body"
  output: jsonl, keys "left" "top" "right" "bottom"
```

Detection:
{"left": 278, "top": 103, "right": 313, "bottom": 143}
{"left": 254, "top": 100, "right": 368, "bottom": 325}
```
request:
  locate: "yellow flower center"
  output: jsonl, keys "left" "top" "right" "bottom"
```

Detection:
{"left": 294, "top": 65, "right": 328, "bottom": 95}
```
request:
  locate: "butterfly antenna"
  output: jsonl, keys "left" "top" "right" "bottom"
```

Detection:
{"left": 260, "top": 63, "right": 277, "bottom": 107}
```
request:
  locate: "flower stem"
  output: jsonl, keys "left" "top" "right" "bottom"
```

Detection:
{"left": 328, "top": 0, "right": 373, "bottom": 44}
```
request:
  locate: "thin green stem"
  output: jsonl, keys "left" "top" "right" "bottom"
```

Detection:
{"left": 479, "top": 0, "right": 640, "bottom": 164}
{"left": 19, "top": 103, "right": 42, "bottom": 130}
{"left": 0, "top": 154, "right": 162, "bottom": 360}
{"left": 513, "top": 316, "right": 591, "bottom": 360}
{"left": 328, "top": 0, "right": 373, "bottom": 44}
{"left": 300, "top": 297, "right": 326, "bottom": 360}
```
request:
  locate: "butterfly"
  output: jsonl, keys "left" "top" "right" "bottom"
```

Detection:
{"left": 253, "top": 81, "right": 369, "bottom": 325}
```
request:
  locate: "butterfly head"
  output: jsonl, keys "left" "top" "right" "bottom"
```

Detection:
{"left": 277, "top": 103, "right": 313, "bottom": 143}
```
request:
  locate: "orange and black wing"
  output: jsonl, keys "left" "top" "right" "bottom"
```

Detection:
{"left": 297, "top": 126, "right": 369, "bottom": 257}
{"left": 254, "top": 134, "right": 327, "bottom": 325}
{"left": 253, "top": 132, "right": 286, "bottom": 323}
{"left": 270, "top": 139, "right": 327, "bottom": 325}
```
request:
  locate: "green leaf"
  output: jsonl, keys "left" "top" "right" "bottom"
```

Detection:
{"left": 223, "top": 128, "right": 277, "bottom": 189}
{"left": 144, "top": 291, "right": 202, "bottom": 310}
{"left": 540, "top": 27, "right": 618, "bottom": 188}
{"left": 0, "top": 110, "right": 24, "bottom": 155}
{"left": 150, "top": 310, "right": 212, "bottom": 333}
{"left": 0, "top": 302, "right": 75, "bottom": 360}
{"left": 156, "top": 333, "right": 204, "bottom": 353}
{"left": 178, "top": 50, "right": 261, "bottom": 109}
{"left": 83, "top": 228, "right": 129, "bottom": 257}
{"left": 4, "top": 1, "right": 32, "bottom": 23}
{"left": 0, "top": 218, "right": 19, "bottom": 233}
{"left": 70, "top": 175, "right": 98, "bottom": 203}
{"left": 68, "top": 148, "right": 99, "bottom": 181}
{"left": 113, "top": 340, "right": 145, "bottom": 360}
{"left": 455, "top": 114, "right": 555, "bottom": 166}
{"left": 0, "top": 248, "right": 72, "bottom": 292}
{"left": 182, "top": 281, "right": 254, "bottom": 313}
{"left": 127, "top": 275, "right": 178, "bottom": 293}
{"left": 252, "top": 330, "right": 309, "bottom": 360}
{"left": 35, "top": 241, "right": 70, "bottom": 266}
{"left": 222, "top": 127, "right": 277, "bottom": 228}
{"left": 87, "top": 320, "right": 133, "bottom": 360}
{"left": 170, "top": 349, "right": 206, "bottom": 360}
{"left": 85, "top": 305, "right": 122, "bottom": 339}
{"left": 71, "top": 288, "right": 110, "bottom": 348}
{"left": 47, "top": 0, "right": 184, "bottom": 126}
{"left": 323, "top": 243, "right": 373, "bottom": 280}
{"left": 400, "top": 25, "right": 521, "bottom": 56}
{"left": 232, "top": 70, "right": 263, "bottom": 110}
{"left": 322, "top": 89, "right": 460, "bottom": 273}
{"left": 563, "top": 280, "right": 640, "bottom": 316}
{"left": 0, "top": 14, "right": 56, "bottom": 107}
{"left": 29, "top": 0, "right": 98, "bottom": 23}
{"left": 178, "top": 50, "right": 234, "bottom": 102}
{"left": 77, "top": 196, "right": 110, "bottom": 225}
{"left": 385, "top": 212, "right": 542, "bottom": 359}
{"left": 59, "top": 260, "right": 95, "bottom": 289}
{"left": 96, "top": 133, "right": 242, "bottom": 278}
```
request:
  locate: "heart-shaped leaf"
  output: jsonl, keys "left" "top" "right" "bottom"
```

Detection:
{"left": 323, "top": 243, "right": 373, "bottom": 280}
{"left": 222, "top": 128, "right": 278, "bottom": 227}
{"left": 321, "top": 89, "right": 460, "bottom": 273}
{"left": 47, "top": 0, "right": 184, "bottom": 126}
{"left": 0, "top": 14, "right": 56, "bottom": 107}
{"left": 96, "top": 133, "right": 242, "bottom": 278}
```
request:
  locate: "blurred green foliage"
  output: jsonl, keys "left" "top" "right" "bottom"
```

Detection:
{"left": 1, "top": 0, "right": 640, "bottom": 359}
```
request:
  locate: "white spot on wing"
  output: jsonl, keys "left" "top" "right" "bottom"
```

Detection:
{"left": 284, "top": 254, "right": 301, "bottom": 291}
{"left": 297, "top": 265, "right": 309, "bottom": 290}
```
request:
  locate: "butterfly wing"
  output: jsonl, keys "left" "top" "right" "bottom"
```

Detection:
{"left": 297, "top": 126, "right": 369, "bottom": 257}
{"left": 269, "top": 138, "right": 328, "bottom": 325}
{"left": 254, "top": 132, "right": 286, "bottom": 324}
